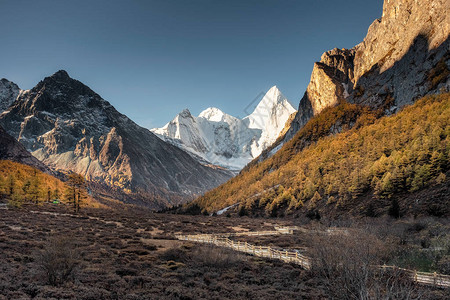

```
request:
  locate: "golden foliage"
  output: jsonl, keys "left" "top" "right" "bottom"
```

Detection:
{"left": 0, "top": 160, "right": 100, "bottom": 209}
{"left": 0, "top": 160, "right": 66, "bottom": 205}
{"left": 193, "top": 93, "right": 450, "bottom": 214}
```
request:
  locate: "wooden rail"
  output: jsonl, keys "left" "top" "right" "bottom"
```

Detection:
{"left": 175, "top": 226, "right": 450, "bottom": 288}
{"left": 176, "top": 233, "right": 311, "bottom": 269}
{"left": 379, "top": 265, "right": 450, "bottom": 288}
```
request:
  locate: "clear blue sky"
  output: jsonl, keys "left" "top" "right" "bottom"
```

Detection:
{"left": 0, "top": 0, "right": 383, "bottom": 128}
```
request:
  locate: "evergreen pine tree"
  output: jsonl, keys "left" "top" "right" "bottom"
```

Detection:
{"left": 54, "top": 188, "right": 60, "bottom": 200}
{"left": 47, "top": 187, "right": 51, "bottom": 202}
{"left": 7, "top": 175, "right": 16, "bottom": 197}
{"left": 29, "top": 171, "right": 42, "bottom": 204}
{"left": 0, "top": 176, "right": 6, "bottom": 197}
{"left": 66, "top": 173, "right": 87, "bottom": 213}
{"left": 388, "top": 198, "right": 401, "bottom": 218}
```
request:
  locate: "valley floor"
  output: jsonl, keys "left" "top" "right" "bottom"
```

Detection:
{"left": 0, "top": 204, "right": 448, "bottom": 299}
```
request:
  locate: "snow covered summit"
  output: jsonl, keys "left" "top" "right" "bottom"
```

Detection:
{"left": 151, "top": 86, "right": 296, "bottom": 171}
{"left": 244, "top": 86, "right": 297, "bottom": 152}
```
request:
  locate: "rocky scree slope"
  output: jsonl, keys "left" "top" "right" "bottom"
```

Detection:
{"left": 0, "top": 71, "right": 233, "bottom": 208}
{"left": 274, "top": 0, "right": 449, "bottom": 154}
{"left": 152, "top": 86, "right": 296, "bottom": 170}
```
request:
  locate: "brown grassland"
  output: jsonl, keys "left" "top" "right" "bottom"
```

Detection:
{"left": 0, "top": 203, "right": 449, "bottom": 299}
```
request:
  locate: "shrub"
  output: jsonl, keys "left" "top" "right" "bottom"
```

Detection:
{"left": 189, "top": 245, "right": 246, "bottom": 269}
{"left": 437, "top": 257, "right": 450, "bottom": 275}
{"left": 159, "top": 247, "right": 188, "bottom": 262}
{"left": 307, "top": 229, "right": 418, "bottom": 299}
{"left": 388, "top": 198, "right": 401, "bottom": 218}
{"left": 35, "top": 236, "right": 80, "bottom": 285}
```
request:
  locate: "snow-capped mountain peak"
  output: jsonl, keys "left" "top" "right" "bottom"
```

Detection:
{"left": 152, "top": 86, "right": 297, "bottom": 170}
{"left": 198, "top": 107, "right": 240, "bottom": 124}
{"left": 198, "top": 107, "right": 226, "bottom": 122}
{"left": 245, "top": 85, "right": 295, "bottom": 130}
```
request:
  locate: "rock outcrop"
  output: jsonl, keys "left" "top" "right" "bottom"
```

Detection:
{"left": 283, "top": 0, "right": 449, "bottom": 142}
{"left": 0, "top": 125, "right": 50, "bottom": 173}
{"left": 0, "top": 70, "right": 233, "bottom": 208}
{"left": 0, "top": 79, "right": 21, "bottom": 113}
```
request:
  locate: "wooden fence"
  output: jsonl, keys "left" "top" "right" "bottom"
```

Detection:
{"left": 176, "top": 233, "right": 311, "bottom": 270}
{"left": 379, "top": 265, "right": 450, "bottom": 288}
{"left": 175, "top": 227, "right": 450, "bottom": 288}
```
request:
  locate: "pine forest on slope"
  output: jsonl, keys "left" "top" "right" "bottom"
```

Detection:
{"left": 0, "top": 160, "right": 100, "bottom": 209}
{"left": 192, "top": 93, "right": 450, "bottom": 217}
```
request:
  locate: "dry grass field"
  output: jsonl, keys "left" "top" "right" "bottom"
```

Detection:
{"left": 0, "top": 203, "right": 448, "bottom": 299}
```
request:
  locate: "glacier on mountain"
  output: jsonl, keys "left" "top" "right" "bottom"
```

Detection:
{"left": 151, "top": 86, "right": 296, "bottom": 170}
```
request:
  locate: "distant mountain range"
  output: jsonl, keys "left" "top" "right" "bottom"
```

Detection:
{"left": 0, "top": 0, "right": 447, "bottom": 214}
{"left": 152, "top": 86, "right": 296, "bottom": 170}
{"left": 190, "top": 0, "right": 450, "bottom": 217}
{"left": 0, "top": 71, "right": 233, "bottom": 208}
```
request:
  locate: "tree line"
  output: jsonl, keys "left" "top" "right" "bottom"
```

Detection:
{"left": 0, "top": 160, "right": 89, "bottom": 212}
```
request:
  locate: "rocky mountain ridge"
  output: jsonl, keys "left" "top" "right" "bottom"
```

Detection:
{"left": 0, "top": 70, "right": 233, "bottom": 208}
{"left": 152, "top": 86, "right": 296, "bottom": 170}
{"left": 282, "top": 0, "right": 449, "bottom": 143}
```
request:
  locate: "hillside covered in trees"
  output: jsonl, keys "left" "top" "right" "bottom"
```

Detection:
{"left": 0, "top": 160, "right": 98, "bottom": 209}
{"left": 191, "top": 93, "right": 450, "bottom": 218}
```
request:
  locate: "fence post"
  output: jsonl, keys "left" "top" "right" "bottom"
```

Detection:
{"left": 434, "top": 272, "right": 437, "bottom": 285}
{"left": 252, "top": 245, "right": 255, "bottom": 255}
{"left": 268, "top": 246, "right": 271, "bottom": 258}
{"left": 238, "top": 241, "right": 240, "bottom": 250}
{"left": 414, "top": 270, "right": 417, "bottom": 282}
{"left": 245, "top": 242, "right": 248, "bottom": 252}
